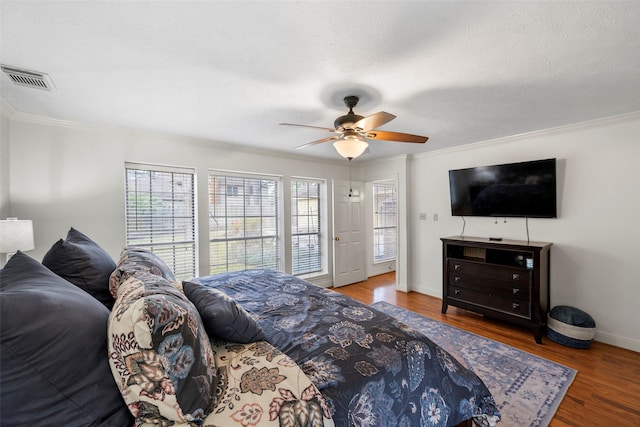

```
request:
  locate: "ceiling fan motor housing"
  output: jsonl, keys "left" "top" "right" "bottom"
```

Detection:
{"left": 334, "top": 113, "right": 364, "bottom": 131}
{"left": 334, "top": 95, "right": 364, "bottom": 130}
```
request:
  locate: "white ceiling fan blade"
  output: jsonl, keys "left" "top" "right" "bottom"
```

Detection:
{"left": 351, "top": 112, "right": 396, "bottom": 131}
{"left": 280, "top": 123, "right": 338, "bottom": 132}
{"left": 294, "top": 135, "right": 342, "bottom": 150}
{"left": 364, "top": 130, "right": 428, "bottom": 143}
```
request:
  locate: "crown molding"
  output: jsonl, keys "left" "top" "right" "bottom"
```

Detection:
{"left": 0, "top": 98, "right": 17, "bottom": 118}
{"left": 414, "top": 111, "right": 640, "bottom": 160}
{"left": 9, "top": 110, "right": 83, "bottom": 129}
{"left": 360, "top": 153, "right": 410, "bottom": 166}
{"left": 5, "top": 95, "right": 638, "bottom": 166}
{"left": 0, "top": 99, "right": 349, "bottom": 167}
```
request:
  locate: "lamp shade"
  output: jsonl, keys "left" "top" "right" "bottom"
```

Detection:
{"left": 333, "top": 136, "right": 368, "bottom": 159}
{"left": 0, "top": 218, "right": 35, "bottom": 253}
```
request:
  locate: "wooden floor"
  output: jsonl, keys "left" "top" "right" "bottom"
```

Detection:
{"left": 332, "top": 272, "right": 640, "bottom": 426}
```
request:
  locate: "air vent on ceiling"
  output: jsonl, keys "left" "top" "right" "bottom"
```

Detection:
{"left": 1, "top": 65, "right": 55, "bottom": 91}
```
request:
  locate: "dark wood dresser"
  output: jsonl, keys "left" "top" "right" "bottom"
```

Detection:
{"left": 441, "top": 236, "right": 552, "bottom": 343}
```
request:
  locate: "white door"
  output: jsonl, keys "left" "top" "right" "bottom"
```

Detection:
{"left": 332, "top": 180, "right": 366, "bottom": 287}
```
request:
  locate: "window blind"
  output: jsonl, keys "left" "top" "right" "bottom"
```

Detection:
{"left": 208, "top": 172, "right": 280, "bottom": 274}
{"left": 125, "top": 163, "right": 196, "bottom": 279}
{"left": 291, "top": 179, "right": 322, "bottom": 275}
{"left": 373, "top": 184, "right": 397, "bottom": 262}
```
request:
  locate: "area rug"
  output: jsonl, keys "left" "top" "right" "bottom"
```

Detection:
{"left": 371, "top": 301, "right": 576, "bottom": 427}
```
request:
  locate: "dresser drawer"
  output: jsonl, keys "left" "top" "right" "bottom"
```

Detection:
{"left": 448, "top": 259, "right": 532, "bottom": 286}
{"left": 448, "top": 285, "right": 531, "bottom": 318}
{"left": 449, "top": 274, "right": 531, "bottom": 301}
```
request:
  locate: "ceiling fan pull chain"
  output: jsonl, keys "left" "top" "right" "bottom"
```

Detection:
{"left": 348, "top": 158, "right": 353, "bottom": 198}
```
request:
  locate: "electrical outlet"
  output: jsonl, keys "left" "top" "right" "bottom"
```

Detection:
{"left": 419, "top": 213, "right": 427, "bottom": 221}
{"left": 433, "top": 213, "right": 439, "bottom": 221}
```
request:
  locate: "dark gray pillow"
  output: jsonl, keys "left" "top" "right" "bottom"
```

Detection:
{"left": 183, "top": 280, "right": 266, "bottom": 343}
{"left": 0, "top": 252, "right": 132, "bottom": 427}
{"left": 42, "top": 227, "right": 116, "bottom": 309}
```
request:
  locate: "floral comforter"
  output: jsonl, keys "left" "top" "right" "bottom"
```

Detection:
{"left": 191, "top": 269, "right": 500, "bottom": 427}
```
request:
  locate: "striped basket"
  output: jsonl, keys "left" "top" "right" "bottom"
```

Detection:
{"left": 547, "top": 305, "right": 596, "bottom": 349}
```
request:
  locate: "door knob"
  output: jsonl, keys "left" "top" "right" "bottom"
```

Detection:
{"left": 334, "top": 236, "right": 340, "bottom": 241}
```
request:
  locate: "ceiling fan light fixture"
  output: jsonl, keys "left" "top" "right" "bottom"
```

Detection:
{"left": 281, "top": 94, "right": 428, "bottom": 158}
{"left": 333, "top": 135, "right": 368, "bottom": 160}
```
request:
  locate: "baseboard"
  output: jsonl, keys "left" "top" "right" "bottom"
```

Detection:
{"left": 411, "top": 284, "right": 442, "bottom": 299}
{"left": 411, "top": 285, "right": 640, "bottom": 353}
{"left": 304, "top": 273, "right": 333, "bottom": 288}
{"left": 594, "top": 331, "right": 640, "bottom": 353}
{"left": 369, "top": 260, "right": 395, "bottom": 277}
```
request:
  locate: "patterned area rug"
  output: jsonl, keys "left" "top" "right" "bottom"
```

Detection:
{"left": 371, "top": 301, "right": 576, "bottom": 427}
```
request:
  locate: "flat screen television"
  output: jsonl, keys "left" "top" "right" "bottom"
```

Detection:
{"left": 448, "top": 158, "right": 557, "bottom": 218}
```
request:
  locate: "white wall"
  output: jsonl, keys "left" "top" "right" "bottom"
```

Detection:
{"left": 5, "top": 113, "right": 351, "bottom": 283}
{"left": 5, "top": 107, "right": 640, "bottom": 352}
{"left": 405, "top": 113, "right": 640, "bottom": 351}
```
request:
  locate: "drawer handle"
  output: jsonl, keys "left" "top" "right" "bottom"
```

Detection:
{"left": 512, "top": 273, "right": 520, "bottom": 281}
{"left": 454, "top": 264, "right": 461, "bottom": 270}
{"left": 454, "top": 289, "right": 461, "bottom": 295}
{"left": 454, "top": 276, "right": 461, "bottom": 283}
{"left": 512, "top": 288, "right": 520, "bottom": 295}
{"left": 512, "top": 303, "right": 520, "bottom": 310}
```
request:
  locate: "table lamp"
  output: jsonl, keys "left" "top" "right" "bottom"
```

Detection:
{"left": 0, "top": 218, "right": 35, "bottom": 266}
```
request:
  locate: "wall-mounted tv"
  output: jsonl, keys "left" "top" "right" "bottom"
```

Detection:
{"left": 448, "top": 158, "right": 557, "bottom": 218}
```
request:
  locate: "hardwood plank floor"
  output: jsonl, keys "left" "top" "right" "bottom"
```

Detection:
{"left": 332, "top": 272, "right": 640, "bottom": 426}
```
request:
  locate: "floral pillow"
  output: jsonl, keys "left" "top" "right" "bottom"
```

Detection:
{"left": 108, "top": 272, "right": 217, "bottom": 425}
{"left": 109, "top": 247, "right": 177, "bottom": 298}
{"left": 202, "top": 341, "right": 334, "bottom": 427}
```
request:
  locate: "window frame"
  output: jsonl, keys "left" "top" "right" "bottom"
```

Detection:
{"left": 290, "top": 177, "right": 325, "bottom": 277}
{"left": 372, "top": 183, "right": 398, "bottom": 263}
{"left": 208, "top": 170, "right": 283, "bottom": 274}
{"left": 124, "top": 162, "right": 197, "bottom": 280}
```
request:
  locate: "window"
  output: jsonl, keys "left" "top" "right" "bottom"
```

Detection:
{"left": 209, "top": 172, "right": 280, "bottom": 274}
{"left": 125, "top": 163, "right": 196, "bottom": 280}
{"left": 291, "top": 179, "right": 322, "bottom": 276}
{"left": 373, "top": 184, "right": 397, "bottom": 262}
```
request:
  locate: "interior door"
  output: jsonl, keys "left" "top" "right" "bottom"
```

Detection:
{"left": 332, "top": 180, "right": 366, "bottom": 287}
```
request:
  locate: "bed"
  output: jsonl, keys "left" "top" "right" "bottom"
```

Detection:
{"left": 1, "top": 227, "right": 499, "bottom": 427}
{"left": 187, "top": 269, "right": 500, "bottom": 427}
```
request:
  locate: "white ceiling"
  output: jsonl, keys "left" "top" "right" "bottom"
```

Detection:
{"left": 2, "top": 1, "right": 640, "bottom": 161}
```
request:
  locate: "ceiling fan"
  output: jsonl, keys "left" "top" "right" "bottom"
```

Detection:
{"left": 279, "top": 95, "right": 428, "bottom": 160}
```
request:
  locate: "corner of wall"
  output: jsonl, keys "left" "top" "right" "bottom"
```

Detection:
{"left": 0, "top": 105, "right": 11, "bottom": 219}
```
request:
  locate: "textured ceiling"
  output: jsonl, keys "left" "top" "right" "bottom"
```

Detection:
{"left": 1, "top": 1, "right": 640, "bottom": 161}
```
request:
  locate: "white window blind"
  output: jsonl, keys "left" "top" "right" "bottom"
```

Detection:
{"left": 209, "top": 172, "right": 280, "bottom": 274}
{"left": 125, "top": 163, "right": 196, "bottom": 280}
{"left": 291, "top": 179, "right": 322, "bottom": 276}
{"left": 373, "top": 184, "right": 397, "bottom": 262}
